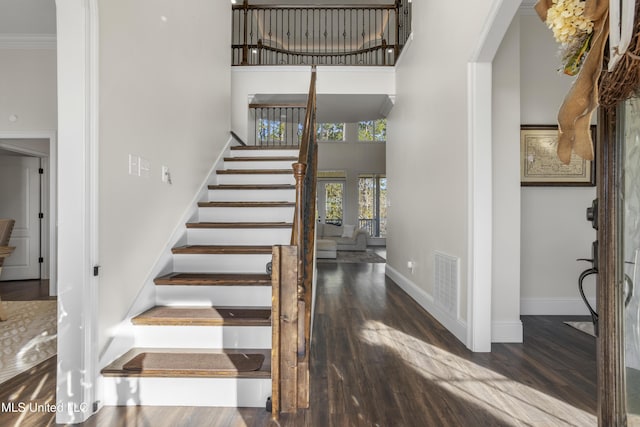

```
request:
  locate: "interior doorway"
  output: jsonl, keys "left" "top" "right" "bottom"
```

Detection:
{"left": 0, "top": 135, "right": 57, "bottom": 295}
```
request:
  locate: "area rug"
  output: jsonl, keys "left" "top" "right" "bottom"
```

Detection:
{"left": 317, "top": 250, "right": 386, "bottom": 264}
{"left": 564, "top": 321, "right": 596, "bottom": 337}
{"left": 0, "top": 300, "right": 57, "bottom": 385}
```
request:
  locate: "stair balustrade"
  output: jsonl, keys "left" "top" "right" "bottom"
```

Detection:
{"left": 232, "top": 0, "right": 411, "bottom": 66}
{"left": 271, "top": 66, "right": 317, "bottom": 418}
{"left": 250, "top": 103, "right": 306, "bottom": 146}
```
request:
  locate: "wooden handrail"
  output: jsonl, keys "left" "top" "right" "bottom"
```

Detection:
{"left": 271, "top": 66, "right": 317, "bottom": 419}
{"left": 248, "top": 103, "right": 307, "bottom": 109}
{"left": 297, "top": 67, "right": 317, "bottom": 167}
{"left": 237, "top": 40, "right": 390, "bottom": 57}
{"left": 233, "top": 4, "right": 396, "bottom": 11}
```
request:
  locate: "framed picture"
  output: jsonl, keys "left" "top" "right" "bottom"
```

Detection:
{"left": 520, "top": 125, "right": 596, "bottom": 186}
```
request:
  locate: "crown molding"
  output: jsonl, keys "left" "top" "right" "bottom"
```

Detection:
{"left": 0, "top": 34, "right": 56, "bottom": 49}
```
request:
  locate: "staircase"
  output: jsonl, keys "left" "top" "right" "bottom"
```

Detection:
{"left": 101, "top": 145, "right": 299, "bottom": 408}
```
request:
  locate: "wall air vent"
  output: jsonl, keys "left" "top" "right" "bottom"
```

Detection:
{"left": 434, "top": 251, "right": 459, "bottom": 316}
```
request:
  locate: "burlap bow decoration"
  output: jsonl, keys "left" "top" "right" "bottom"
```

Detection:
{"left": 535, "top": 0, "right": 609, "bottom": 164}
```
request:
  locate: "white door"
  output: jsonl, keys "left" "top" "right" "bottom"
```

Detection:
{"left": 0, "top": 155, "right": 41, "bottom": 280}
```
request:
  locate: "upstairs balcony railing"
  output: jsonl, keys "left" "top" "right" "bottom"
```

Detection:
{"left": 232, "top": 0, "right": 412, "bottom": 66}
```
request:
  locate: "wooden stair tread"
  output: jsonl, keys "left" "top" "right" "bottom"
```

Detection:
{"left": 197, "top": 201, "right": 295, "bottom": 208}
{"left": 217, "top": 169, "right": 293, "bottom": 175}
{"left": 208, "top": 184, "right": 295, "bottom": 190}
{"left": 231, "top": 145, "right": 299, "bottom": 150}
{"left": 155, "top": 272, "right": 271, "bottom": 286}
{"left": 132, "top": 306, "right": 271, "bottom": 326}
{"left": 101, "top": 348, "right": 271, "bottom": 378}
{"left": 186, "top": 221, "right": 292, "bottom": 229}
{"left": 172, "top": 245, "right": 273, "bottom": 254}
{"left": 224, "top": 156, "right": 298, "bottom": 161}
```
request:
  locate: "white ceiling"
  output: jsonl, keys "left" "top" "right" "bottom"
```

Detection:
{"left": 0, "top": 0, "right": 56, "bottom": 35}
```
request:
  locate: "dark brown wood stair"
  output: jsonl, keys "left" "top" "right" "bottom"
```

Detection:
{"left": 224, "top": 156, "right": 298, "bottom": 162}
{"left": 186, "top": 221, "right": 292, "bottom": 229}
{"left": 132, "top": 306, "right": 271, "bottom": 326}
{"left": 154, "top": 272, "right": 271, "bottom": 286}
{"left": 171, "top": 245, "right": 272, "bottom": 255}
{"left": 230, "top": 145, "right": 299, "bottom": 151}
{"left": 217, "top": 169, "right": 293, "bottom": 175}
{"left": 101, "top": 348, "right": 271, "bottom": 379}
{"left": 208, "top": 184, "right": 296, "bottom": 190}
{"left": 197, "top": 201, "right": 295, "bottom": 208}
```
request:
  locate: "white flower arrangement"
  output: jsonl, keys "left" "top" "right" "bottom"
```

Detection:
{"left": 545, "top": 0, "right": 594, "bottom": 75}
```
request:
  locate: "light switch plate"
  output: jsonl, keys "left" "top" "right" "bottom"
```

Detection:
{"left": 128, "top": 154, "right": 139, "bottom": 176}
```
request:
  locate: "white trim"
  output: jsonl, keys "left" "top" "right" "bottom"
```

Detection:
{"left": 386, "top": 265, "right": 467, "bottom": 345}
{"left": 466, "top": 0, "right": 522, "bottom": 353}
{"left": 492, "top": 320, "right": 523, "bottom": 343}
{"left": 466, "top": 62, "right": 493, "bottom": 353}
{"left": 0, "top": 34, "right": 57, "bottom": 49}
{"left": 55, "top": 0, "right": 99, "bottom": 422}
{"left": 520, "top": 297, "right": 597, "bottom": 315}
{"left": 392, "top": 32, "right": 413, "bottom": 68}
{"left": 0, "top": 130, "right": 57, "bottom": 295}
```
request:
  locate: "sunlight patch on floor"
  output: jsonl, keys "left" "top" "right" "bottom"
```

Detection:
{"left": 360, "top": 320, "right": 596, "bottom": 427}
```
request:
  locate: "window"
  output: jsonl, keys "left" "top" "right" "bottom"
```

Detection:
{"left": 358, "top": 174, "right": 387, "bottom": 237}
{"left": 316, "top": 123, "right": 345, "bottom": 141}
{"left": 358, "top": 119, "right": 387, "bottom": 142}
{"left": 257, "top": 119, "right": 286, "bottom": 144}
{"left": 324, "top": 182, "right": 344, "bottom": 226}
{"left": 317, "top": 171, "right": 346, "bottom": 226}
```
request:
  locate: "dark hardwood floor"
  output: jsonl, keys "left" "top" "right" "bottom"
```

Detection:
{"left": 0, "top": 279, "right": 54, "bottom": 301}
{"left": 0, "top": 264, "right": 597, "bottom": 426}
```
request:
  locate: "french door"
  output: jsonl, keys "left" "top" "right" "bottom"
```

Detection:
{"left": 316, "top": 181, "right": 344, "bottom": 226}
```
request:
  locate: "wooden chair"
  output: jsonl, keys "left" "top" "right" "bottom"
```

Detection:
{"left": 0, "top": 219, "right": 16, "bottom": 321}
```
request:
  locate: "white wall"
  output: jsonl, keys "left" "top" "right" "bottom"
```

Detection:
{"left": 97, "top": 0, "right": 231, "bottom": 352}
{"left": 386, "top": 1, "right": 493, "bottom": 343}
{"left": 0, "top": 48, "right": 57, "bottom": 131}
{"left": 519, "top": 15, "right": 597, "bottom": 314}
{"left": 491, "top": 18, "right": 522, "bottom": 341}
{"left": 318, "top": 122, "right": 386, "bottom": 239}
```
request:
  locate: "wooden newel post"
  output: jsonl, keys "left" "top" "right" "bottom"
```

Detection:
{"left": 292, "top": 162, "right": 307, "bottom": 281}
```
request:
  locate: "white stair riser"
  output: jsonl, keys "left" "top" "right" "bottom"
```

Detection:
{"left": 134, "top": 325, "right": 271, "bottom": 349}
{"left": 101, "top": 377, "right": 271, "bottom": 407}
{"left": 156, "top": 285, "right": 271, "bottom": 307}
{"left": 198, "top": 206, "right": 294, "bottom": 222}
{"left": 217, "top": 174, "right": 295, "bottom": 185}
{"left": 230, "top": 149, "right": 298, "bottom": 158}
{"left": 208, "top": 189, "right": 295, "bottom": 202}
{"left": 224, "top": 160, "right": 296, "bottom": 170}
{"left": 173, "top": 254, "right": 271, "bottom": 273}
{"left": 187, "top": 228, "right": 291, "bottom": 245}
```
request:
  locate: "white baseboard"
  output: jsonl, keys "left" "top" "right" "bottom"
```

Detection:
{"left": 520, "top": 297, "right": 596, "bottom": 315}
{"left": 386, "top": 265, "right": 467, "bottom": 346}
{"left": 492, "top": 320, "right": 523, "bottom": 343}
